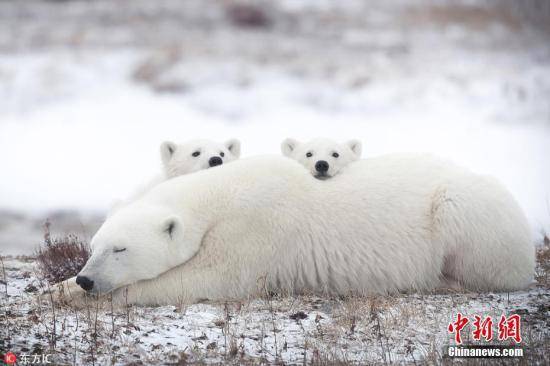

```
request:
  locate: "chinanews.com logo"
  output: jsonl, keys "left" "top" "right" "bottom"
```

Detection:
{"left": 445, "top": 312, "right": 524, "bottom": 358}
{"left": 1, "top": 352, "right": 52, "bottom": 365}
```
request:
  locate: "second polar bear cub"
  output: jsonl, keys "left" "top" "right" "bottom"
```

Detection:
{"left": 282, "top": 138, "right": 362, "bottom": 179}
{"left": 161, "top": 139, "right": 241, "bottom": 178}
{"left": 109, "top": 139, "right": 241, "bottom": 213}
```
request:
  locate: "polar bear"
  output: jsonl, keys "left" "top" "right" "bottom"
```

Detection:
{"left": 109, "top": 139, "right": 241, "bottom": 213}
{"left": 161, "top": 139, "right": 241, "bottom": 178}
{"left": 281, "top": 138, "right": 361, "bottom": 179}
{"left": 67, "top": 154, "right": 534, "bottom": 306}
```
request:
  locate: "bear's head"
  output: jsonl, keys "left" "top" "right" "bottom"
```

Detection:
{"left": 75, "top": 204, "right": 197, "bottom": 294}
{"left": 281, "top": 138, "right": 362, "bottom": 179}
{"left": 160, "top": 139, "right": 241, "bottom": 178}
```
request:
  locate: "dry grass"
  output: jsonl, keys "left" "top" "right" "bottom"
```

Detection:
{"left": 35, "top": 220, "right": 90, "bottom": 285}
{"left": 3, "top": 272, "right": 549, "bottom": 365}
{"left": 535, "top": 235, "right": 550, "bottom": 287}
{"left": 2, "top": 229, "right": 548, "bottom": 364}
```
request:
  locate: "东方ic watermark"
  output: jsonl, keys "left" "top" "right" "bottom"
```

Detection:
{"left": 2, "top": 352, "right": 53, "bottom": 365}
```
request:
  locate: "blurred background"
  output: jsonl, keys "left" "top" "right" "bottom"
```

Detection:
{"left": 0, "top": 0, "right": 549, "bottom": 255}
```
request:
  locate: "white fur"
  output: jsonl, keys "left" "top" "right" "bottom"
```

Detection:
{"left": 281, "top": 138, "right": 361, "bottom": 178}
{"left": 161, "top": 139, "right": 241, "bottom": 178}
{"left": 75, "top": 154, "right": 534, "bottom": 305}
{"left": 109, "top": 139, "right": 241, "bottom": 213}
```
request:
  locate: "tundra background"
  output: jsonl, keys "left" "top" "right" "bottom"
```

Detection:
{"left": 0, "top": 0, "right": 549, "bottom": 364}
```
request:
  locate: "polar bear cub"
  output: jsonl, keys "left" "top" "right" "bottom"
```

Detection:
{"left": 110, "top": 139, "right": 241, "bottom": 214}
{"left": 281, "top": 138, "right": 361, "bottom": 179}
{"left": 161, "top": 139, "right": 241, "bottom": 178}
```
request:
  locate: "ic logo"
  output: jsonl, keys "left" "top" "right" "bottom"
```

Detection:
{"left": 3, "top": 352, "right": 17, "bottom": 365}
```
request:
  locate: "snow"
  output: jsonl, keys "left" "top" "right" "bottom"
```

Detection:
{"left": 2, "top": 257, "right": 549, "bottom": 364}
{"left": 0, "top": 0, "right": 549, "bottom": 360}
{"left": 0, "top": 48, "right": 548, "bottom": 241}
{"left": 0, "top": 3, "right": 548, "bottom": 233}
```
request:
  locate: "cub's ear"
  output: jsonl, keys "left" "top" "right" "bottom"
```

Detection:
{"left": 160, "top": 141, "right": 177, "bottom": 165}
{"left": 281, "top": 138, "right": 299, "bottom": 157}
{"left": 346, "top": 139, "right": 362, "bottom": 158}
{"left": 225, "top": 139, "right": 241, "bottom": 158}
{"left": 162, "top": 216, "right": 184, "bottom": 240}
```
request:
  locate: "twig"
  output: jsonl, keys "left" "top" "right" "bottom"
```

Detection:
{"left": 299, "top": 319, "right": 308, "bottom": 366}
{"left": 46, "top": 281, "right": 57, "bottom": 350}
{"left": 124, "top": 287, "right": 130, "bottom": 327}
{"left": 223, "top": 302, "right": 229, "bottom": 358}
{"left": 110, "top": 294, "right": 115, "bottom": 339}
{"left": 0, "top": 255, "right": 11, "bottom": 349}
{"left": 35, "top": 288, "right": 51, "bottom": 340}
{"left": 73, "top": 304, "right": 79, "bottom": 366}
{"left": 0, "top": 255, "right": 7, "bottom": 298}
{"left": 259, "top": 319, "right": 266, "bottom": 359}
{"left": 261, "top": 275, "right": 279, "bottom": 361}
{"left": 44, "top": 219, "right": 52, "bottom": 246}
{"left": 84, "top": 294, "right": 95, "bottom": 366}
{"left": 92, "top": 295, "right": 100, "bottom": 366}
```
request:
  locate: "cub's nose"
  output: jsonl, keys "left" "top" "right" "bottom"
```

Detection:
{"left": 315, "top": 160, "right": 329, "bottom": 173}
{"left": 209, "top": 156, "right": 223, "bottom": 167}
{"left": 76, "top": 275, "right": 94, "bottom": 291}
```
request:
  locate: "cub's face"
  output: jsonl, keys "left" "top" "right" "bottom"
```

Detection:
{"left": 281, "top": 138, "right": 362, "bottom": 179}
{"left": 76, "top": 205, "right": 197, "bottom": 294}
{"left": 161, "top": 139, "right": 241, "bottom": 178}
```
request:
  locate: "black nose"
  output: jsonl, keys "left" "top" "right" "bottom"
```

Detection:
{"left": 209, "top": 156, "right": 223, "bottom": 167}
{"left": 315, "top": 160, "right": 329, "bottom": 173}
{"left": 76, "top": 275, "right": 94, "bottom": 291}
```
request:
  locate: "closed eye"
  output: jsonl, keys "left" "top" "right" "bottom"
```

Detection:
{"left": 113, "top": 248, "right": 127, "bottom": 253}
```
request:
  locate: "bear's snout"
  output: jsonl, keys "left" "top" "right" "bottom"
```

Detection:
{"left": 76, "top": 275, "right": 94, "bottom": 291}
{"left": 209, "top": 156, "right": 223, "bottom": 167}
{"left": 315, "top": 160, "right": 329, "bottom": 173}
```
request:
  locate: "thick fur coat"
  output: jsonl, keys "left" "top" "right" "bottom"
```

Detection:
{"left": 74, "top": 154, "right": 535, "bottom": 305}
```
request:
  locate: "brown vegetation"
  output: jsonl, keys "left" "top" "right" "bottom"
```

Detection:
{"left": 35, "top": 220, "right": 90, "bottom": 284}
{"left": 535, "top": 235, "right": 550, "bottom": 287}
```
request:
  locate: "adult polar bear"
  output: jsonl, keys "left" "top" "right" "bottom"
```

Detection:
{"left": 73, "top": 154, "right": 534, "bottom": 305}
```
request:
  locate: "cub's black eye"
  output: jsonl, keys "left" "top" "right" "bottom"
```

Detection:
{"left": 332, "top": 152, "right": 339, "bottom": 158}
{"left": 113, "top": 248, "right": 127, "bottom": 253}
{"left": 192, "top": 151, "right": 200, "bottom": 157}
{"left": 220, "top": 152, "right": 225, "bottom": 157}
{"left": 306, "top": 152, "right": 313, "bottom": 158}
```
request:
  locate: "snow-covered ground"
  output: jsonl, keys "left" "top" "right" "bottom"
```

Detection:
{"left": 0, "top": 1, "right": 549, "bottom": 363}
{"left": 0, "top": 1, "right": 549, "bottom": 256}
{"left": 1, "top": 254, "right": 549, "bottom": 364}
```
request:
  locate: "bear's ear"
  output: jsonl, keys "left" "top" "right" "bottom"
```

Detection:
{"left": 281, "top": 138, "right": 299, "bottom": 157}
{"left": 160, "top": 141, "right": 177, "bottom": 165}
{"left": 162, "top": 216, "right": 184, "bottom": 241}
{"left": 225, "top": 139, "right": 241, "bottom": 158}
{"left": 346, "top": 139, "right": 362, "bottom": 158}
